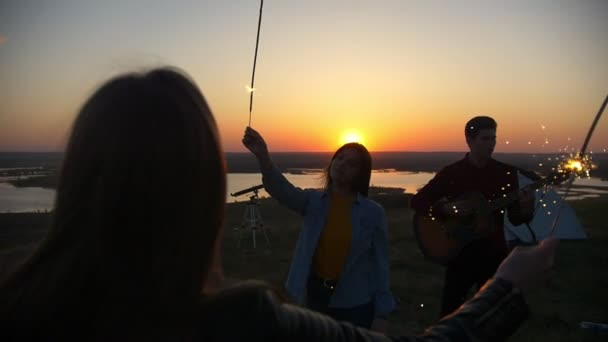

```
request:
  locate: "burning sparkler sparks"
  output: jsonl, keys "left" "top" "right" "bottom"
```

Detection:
{"left": 558, "top": 154, "right": 596, "bottom": 179}
{"left": 563, "top": 159, "right": 583, "bottom": 172}
{"left": 548, "top": 94, "right": 607, "bottom": 237}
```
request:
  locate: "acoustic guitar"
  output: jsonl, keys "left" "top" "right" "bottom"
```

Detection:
{"left": 412, "top": 171, "right": 569, "bottom": 265}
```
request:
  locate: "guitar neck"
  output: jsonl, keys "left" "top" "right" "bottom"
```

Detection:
{"left": 487, "top": 181, "right": 544, "bottom": 212}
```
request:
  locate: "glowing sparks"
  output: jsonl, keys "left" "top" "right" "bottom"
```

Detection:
{"left": 558, "top": 154, "right": 596, "bottom": 178}
{"left": 564, "top": 159, "right": 583, "bottom": 172}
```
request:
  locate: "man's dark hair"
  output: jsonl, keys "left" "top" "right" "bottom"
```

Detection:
{"left": 464, "top": 116, "right": 497, "bottom": 139}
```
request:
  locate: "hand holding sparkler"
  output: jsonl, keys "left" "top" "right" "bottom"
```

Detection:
{"left": 495, "top": 237, "right": 559, "bottom": 292}
{"left": 242, "top": 127, "right": 272, "bottom": 171}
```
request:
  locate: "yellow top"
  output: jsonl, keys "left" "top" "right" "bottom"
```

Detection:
{"left": 312, "top": 194, "right": 354, "bottom": 280}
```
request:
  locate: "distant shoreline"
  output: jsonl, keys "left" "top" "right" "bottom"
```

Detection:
{"left": 1, "top": 152, "right": 607, "bottom": 187}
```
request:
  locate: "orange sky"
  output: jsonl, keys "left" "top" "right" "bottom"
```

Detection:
{"left": 1, "top": 1, "right": 607, "bottom": 153}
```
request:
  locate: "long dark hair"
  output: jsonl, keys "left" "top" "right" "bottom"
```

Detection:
{"left": 0, "top": 68, "right": 226, "bottom": 339}
{"left": 322, "top": 143, "right": 372, "bottom": 196}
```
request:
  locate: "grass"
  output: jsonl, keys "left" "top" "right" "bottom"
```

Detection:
{"left": 222, "top": 193, "right": 608, "bottom": 341}
{"left": 1, "top": 192, "right": 606, "bottom": 340}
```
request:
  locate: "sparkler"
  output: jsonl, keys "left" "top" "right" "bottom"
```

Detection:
{"left": 549, "top": 94, "right": 608, "bottom": 236}
{"left": 248, "top": 0, "right": 264, "bottom": 127}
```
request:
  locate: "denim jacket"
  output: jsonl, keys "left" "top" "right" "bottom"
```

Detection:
{"left": 262, "top": 166, "right": 396, "bottom": 318}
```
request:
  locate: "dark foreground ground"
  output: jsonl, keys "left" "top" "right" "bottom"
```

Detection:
{"left": 1, "top": 191, "right": 607, "bottom": 341}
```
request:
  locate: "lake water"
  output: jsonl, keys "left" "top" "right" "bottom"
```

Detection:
{"left": 226, "top": 171, "right": 437, "bottom": 200}
{"left": 0, "top": 171, "right": 607, "bottom": 213}
{"left": 0, "top": 182, "right": 56, "bottom": 213}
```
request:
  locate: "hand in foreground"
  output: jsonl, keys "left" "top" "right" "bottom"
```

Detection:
{"left": 494, "top": 237, "right": 559, "bottom": 292}
{"left": 371, "top": 318, "right": 388, "bottom": 334}
{"left": 242, "top": 126, "right": 269, "bottom": 158}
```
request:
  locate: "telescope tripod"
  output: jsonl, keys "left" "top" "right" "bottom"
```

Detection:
{"left": 236, "top": 194, "right": 270, "bottom": 249}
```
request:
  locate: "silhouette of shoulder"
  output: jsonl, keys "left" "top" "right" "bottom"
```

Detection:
{"left": 197, "top": 280, "right": 282, "bottom": 340}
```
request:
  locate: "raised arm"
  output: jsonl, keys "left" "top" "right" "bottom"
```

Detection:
{"left": 242, "top": 127, "right": 311, "bottom": 215}
{"left": 242, "top": 126, "right": 273, "bottom": 171}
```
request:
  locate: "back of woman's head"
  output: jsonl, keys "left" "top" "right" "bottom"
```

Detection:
{"left": 2, "top": 67, "right": 226, "bottom": 338}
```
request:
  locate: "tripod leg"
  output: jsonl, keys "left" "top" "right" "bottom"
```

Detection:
{"left": 256, "top": 207, "right": 270, "bottom": 247}
{"left": 250, "top": 205, "right": 257, "bottom": 249}
{"left": 247, "top": 203, "right": 256, "bottom": 249}
{"left": 237, "top": 204, "right": 249, "bottom": 249}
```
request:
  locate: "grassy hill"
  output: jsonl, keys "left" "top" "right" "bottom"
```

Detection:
{"left": 221, "top": 193, "right": 607, "bottom": 340}
{"left": 1, "top": 192, "right": 606, "bottom": 340}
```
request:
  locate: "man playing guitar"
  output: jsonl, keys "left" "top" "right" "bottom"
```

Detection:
{"left": 410, "top": 116, "right": 536, "bottom": 317}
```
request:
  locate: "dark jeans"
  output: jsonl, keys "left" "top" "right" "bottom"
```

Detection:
{"left": 440, "top": 242, "right": 507, "bottom": 317}
{"left": 306, "top": 275, "right": 375, "bottom": 328}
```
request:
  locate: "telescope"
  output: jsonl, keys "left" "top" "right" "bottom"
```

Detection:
{"left": 230, "top": 184, "right": 264, "bottom": 197}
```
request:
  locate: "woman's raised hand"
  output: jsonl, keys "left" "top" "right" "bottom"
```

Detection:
{"left": 242, "top": 126, "right": 270, "bottom": 160}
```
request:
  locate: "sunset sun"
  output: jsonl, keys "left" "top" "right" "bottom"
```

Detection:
{"left": 340, "top": 130, "right": 365, "bottom": 146}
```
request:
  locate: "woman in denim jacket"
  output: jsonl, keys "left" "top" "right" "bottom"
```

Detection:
{"left": 243, "top": 127, "right": 395, "bottom": 332}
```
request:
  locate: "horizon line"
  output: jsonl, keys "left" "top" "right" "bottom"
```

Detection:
{"left": 1, "top": 150, "right": 605, "bottom": 155}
